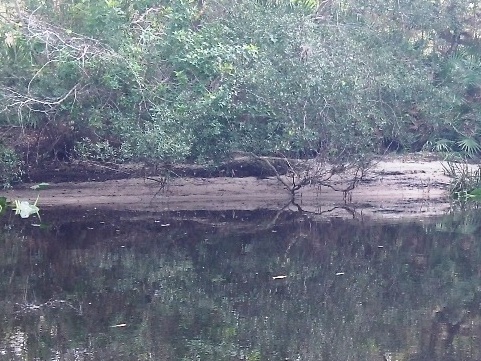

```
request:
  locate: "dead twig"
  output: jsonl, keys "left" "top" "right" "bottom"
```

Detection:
{"left": 249, "top": 152, "right": 370, "bottom": 201}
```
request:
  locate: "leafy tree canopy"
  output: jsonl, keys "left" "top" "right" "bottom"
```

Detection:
{"left": 0, "top": 0, "right": 480, "bottom": 167}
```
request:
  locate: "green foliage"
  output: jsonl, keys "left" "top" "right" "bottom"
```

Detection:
{"left": 0, "top": 144, "right": 23, "bottom": 188}
{"left": 458, "top": 137, "right": 481, "bottom": 156}
{"left": 430, "top": 138, "right": 455, "bottom": 153}
{"left": 2, "top": 0, "right": 481, "bottom": 168}
{"left": 74, "top": 138, "right": 127, "bottom": 163}
{"left": 428, "top": 137, "right": 481, "bottom": 159}
{"left": 442, "top": 161, "right": 481, "bottom": 200}
{"left": 0, "top": 197, "right": 6, "bottom": 216}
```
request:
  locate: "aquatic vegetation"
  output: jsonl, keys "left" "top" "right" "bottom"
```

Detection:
{"left": 0, "top": 195, "right": 41, "bottom": 219}
{"left": 13, "top": 195, "right": 40, "bottom": 219}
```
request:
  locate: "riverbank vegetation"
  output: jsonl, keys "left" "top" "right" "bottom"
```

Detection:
{"left": 1, "top": 0, "right": 480, "bottom": 186}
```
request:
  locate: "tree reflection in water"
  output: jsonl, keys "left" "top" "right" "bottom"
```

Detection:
{"left": 0, "top": 208, "right": 480, "bottom": 360}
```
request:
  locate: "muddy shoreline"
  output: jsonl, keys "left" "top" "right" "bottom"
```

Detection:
{"left": 4, "top": 154, "right": 458, "bottom": 220}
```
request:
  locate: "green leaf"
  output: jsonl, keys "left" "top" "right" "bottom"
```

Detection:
{"left": 458, "top": 138, "right": 481, "bottom": 156}
{"left": 0, "top": 197, "right": 6, "bottom": 216}
{"left": 467, "top": 187, "right": 481, "bottom": 197}
{"left": 433, "top": 139, "right": 454, "bottom": 153}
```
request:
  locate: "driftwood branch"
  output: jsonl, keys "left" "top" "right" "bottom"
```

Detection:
{"left": 249, "top": 152, "right": 370, "bottom": 201}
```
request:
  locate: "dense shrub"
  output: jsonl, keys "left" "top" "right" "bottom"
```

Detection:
{"left": 0, "top": 144, "right": 23, "bottom": 188}
{"left": 0, "top": 0, "right": 480, "bottom": 168}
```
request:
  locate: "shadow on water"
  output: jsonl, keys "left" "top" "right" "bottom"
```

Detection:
{"left": 0, "top": 206, "right": 481, "bottom": 360}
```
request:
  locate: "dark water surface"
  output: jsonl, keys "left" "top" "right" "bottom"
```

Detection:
{"left": 0, "top": 207, "right": 480, "bottom": 361}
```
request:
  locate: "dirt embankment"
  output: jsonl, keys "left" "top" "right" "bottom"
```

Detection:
{"left": 5, "top": 153, "right": 456, "bottom": 220}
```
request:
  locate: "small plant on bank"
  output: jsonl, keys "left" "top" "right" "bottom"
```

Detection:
{"left": 429, "top": 137, "right": 481, "bottom": 160}
{"left": 458, "top": 138, "right": 481, "bottom": 157}
{"left": 442, "top": 160, "right": 481, "bottom": 201}
{"left": 429, "top": 135, "right": 481, "bottom": 200}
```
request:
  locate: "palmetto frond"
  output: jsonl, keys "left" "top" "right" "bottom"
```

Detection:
{"left": 458, "top": 137, "right": 481, "bottom": 156}
{"left": 433, "top": 138, "right": 454, "bottom": 153}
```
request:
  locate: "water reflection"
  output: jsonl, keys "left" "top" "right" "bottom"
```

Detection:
{"left": 0, "top": 208, "right": 480, "bottom": 360}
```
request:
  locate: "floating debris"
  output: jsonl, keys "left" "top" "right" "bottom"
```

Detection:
{"left": 30, "top": 183, "right": 50, "bottom": 190}
{"left": 110, "top": 323, "right": 127, "bottom": 328}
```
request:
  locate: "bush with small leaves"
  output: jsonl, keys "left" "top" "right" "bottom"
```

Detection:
{"left": 0, "top": 144, "right": 23, "bottom": 188}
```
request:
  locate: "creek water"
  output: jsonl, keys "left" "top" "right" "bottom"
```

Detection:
{"left": 0, "top": 207, "right": 480, "bottom": 361}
